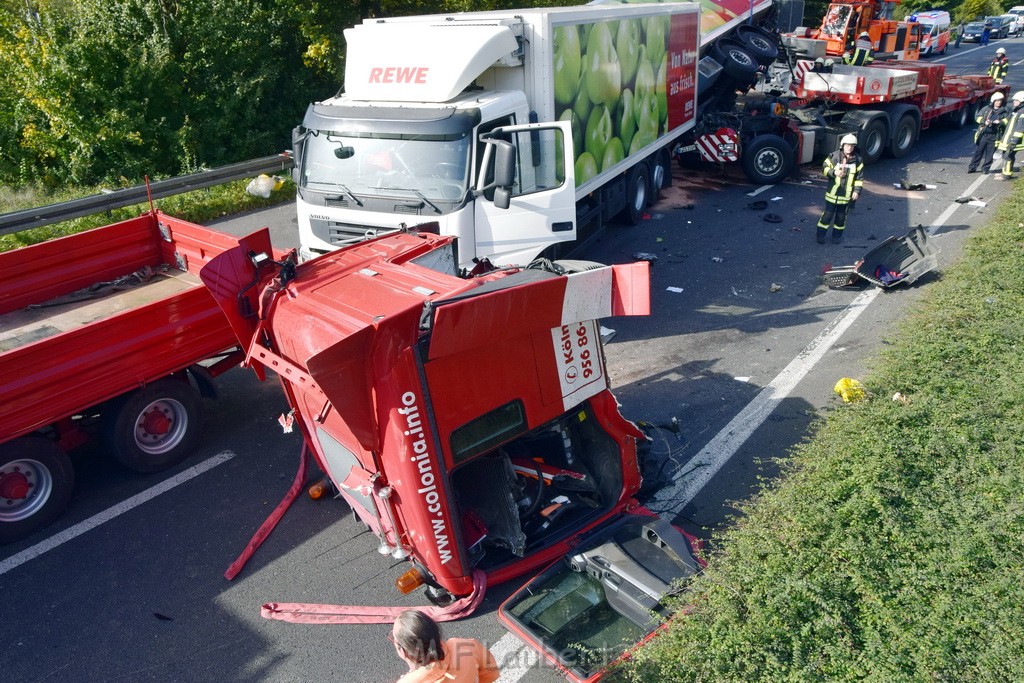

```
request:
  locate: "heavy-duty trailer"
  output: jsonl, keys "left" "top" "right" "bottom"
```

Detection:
{"left": 0, "top": 211, "right": 266, "bottom": 543}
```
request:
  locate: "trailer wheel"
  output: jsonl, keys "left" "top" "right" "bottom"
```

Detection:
{"left": 741, "top": 134, "right": 795, "bottom": 185}
{"left": 104, "top": 378, "right": 202, "bottom": 473}
{"left": 712, "top": 40, "right": 759, "bottom": 80}
{"left": 859, "top": 119, "right": 887, "bottom": 164}
{"left": 651, "top": 149, "right": 672, "bottom": 196}
{"left": 734, "top": 25, "right": 779, "bottom": 65}
{"left": 0, "top": 438, "right": 74, "bottom": 544}
{"left": 620, "top": 163, "right": 650, "bottom": 225}
{"left": 948, "top": 103, "right": 971, "bottom": 129}
{"left": 888, "top": 115, "right": 918, "bottom": 158}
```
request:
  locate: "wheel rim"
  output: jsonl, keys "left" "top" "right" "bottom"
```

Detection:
{"left": 633, "top": 177, "right": 647, "bottom": 212}
{"left": 0, "top": 458, "right": 53, "bottom": 523}
{"left": 728, "top": 48, "right": 754, "bottom": 67}
{"left": 749, "top": 36, "right": 773, "bottom": 53}
{"left": 897, "top": 122, "right": 914, "bottom": 150}
{"left": 866, "top": 129, "right": 884, "bottom": 158}
{"left": 756, "top": 148, "right": 783, "bottom": 175}
{"left": 652, "top": 162, "right": 665, "bottom": 190}
{"left": 958, "top": 108, "right": 968, "bottom": 126}
{"left": 134, "top": 398, "right": 190, "bottom": 455}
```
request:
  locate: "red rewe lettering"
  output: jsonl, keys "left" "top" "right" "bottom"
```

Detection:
{"left": 369, "top": 67, "right": 383, "bottom": 83}
{"left": 383, "top": 67, "right": 396, "bottom": 83}
{"left": 415, "top": 67, "right": 428, "bottom": 84}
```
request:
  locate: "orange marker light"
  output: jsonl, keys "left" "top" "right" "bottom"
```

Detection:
{"left": 395, "top": 567, "right": 425, "bottom": 594}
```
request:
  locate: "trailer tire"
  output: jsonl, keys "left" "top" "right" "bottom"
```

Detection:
{"left": 741, "top": 134, "right": 795, "bottom": 185}
{"left": 712, "top": 40, "right": 760, "bottom": 80}
{"left": 734, "top": 25, "right": 779, "bottom": 65}
{"left": 104, "top": 378, "right": 202, "bottom": 473}
{"left": 948, "top": 103, "right": 971, "bottom": 129}
{"left": 859, "top": 119, "right": 887, "bottom": 164}
{"left": 651, "top": 149, "right": 672, "bottom": 196}
{"left": 0, "top": 438, "right": 74, "bottom": 544}
{"left": 888, "top": 115, "right": 918, "bottom": 158}
{"left": 620, "top": 163, "right": 650, "bottom": 225}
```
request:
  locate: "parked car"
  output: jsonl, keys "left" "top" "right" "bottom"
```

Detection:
{"left": 984, "top": 15, "right": 1012, "bottom": 38}
{"left": 961, "top": 21, "right": 986, "bottom": 42}
{"left": 1001, "top": 13, "right": 1023, "bottom": 36}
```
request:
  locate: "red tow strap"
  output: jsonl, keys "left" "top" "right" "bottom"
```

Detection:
{"left": 224, "top": 443, "right": 487, "bottom": 623}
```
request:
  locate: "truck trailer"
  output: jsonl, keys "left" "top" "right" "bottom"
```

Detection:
{"left": 291, "top": 3, "right": 702, "bottom": 268}
{"left": 0, "top": 211, "right": 264, "bottom": 543}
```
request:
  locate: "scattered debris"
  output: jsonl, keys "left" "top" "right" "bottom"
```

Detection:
{"left": 245, "top": 174, "right": 283, "bottom": 198}
{"left": 763, "top": 213, "right": 783, "bottom": 223}
{"left": 710, "top": 256, "right": 724, "bottom": 263}
{"left": 895, "top": 181, "right": 936, "bottom": 191}
{"left": 680, "top": 204, "right": 695, "bottom": 210}
{"left": 769, "top": 282, "right": 783, "bottom": 292}
{"left": 892, "top": 392, "right": 911, "bottom": 405}
{"left": 771, "top": 196, "right": 783, "bottom": 201}
{"left": 734, "top": 376, "right": 751, "bottom": 383}
{"left": 633, "top": 252, "right": 658, "bottom": 262}
{"left": 599, "top": 326, "right": 616, "bottom": 343}
{"left": 747, "top": 200, "right": 768, "bottom": 210}
{"left": 967, "top": 200, "right": 987, "bottom": 207}
{"left": 822, "top": 227, "right": 936, "bottom": 290}
{"left": 955, "top": 195, "right": 981, "bottom": 204}
{"left": 656, "top": 237, "right": 663, "bottom": 243}
{"left": 650, "top": 213, "right": 665, "bottom": 220}
{"left": 666, "top": 286, "right": 684, "bottom": 293}
{"left": 834, "top": 377, "right": 866, "bottom": 403}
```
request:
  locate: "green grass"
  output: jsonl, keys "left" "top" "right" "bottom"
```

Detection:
{"left": 617, "top": 185, "right": 1024, "bottom": 682}
{"left": 0, "top": 175, "right": 294, "bottom": 253}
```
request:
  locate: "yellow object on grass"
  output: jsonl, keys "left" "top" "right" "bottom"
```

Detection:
{"left": 834, "top": 378, "right": 866, "bottom": 403}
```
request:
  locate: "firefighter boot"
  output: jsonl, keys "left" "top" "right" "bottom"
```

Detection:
{"left": 816, "top": 227, "right": 828, "bottom": 244}
{"left": 832, "top": 228, "right": 845, "bottom": 243}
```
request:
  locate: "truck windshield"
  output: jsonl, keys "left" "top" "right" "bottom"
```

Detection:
{"left": 301, "top": 130, "right": 471, "bottom": 203}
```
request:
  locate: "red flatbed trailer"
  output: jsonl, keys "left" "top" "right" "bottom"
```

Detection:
{"left": 0, "top": 210, "right": 258, "bottom": 543}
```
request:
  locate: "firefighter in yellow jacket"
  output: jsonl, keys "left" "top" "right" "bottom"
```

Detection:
{"left": 989, "top": 48, "right": 1009, "bottom": 85}
{"left": 817, "top": 133, "right": 864, "bottom": 244}
{"left": 997, "top": 91, "right": 1024, "bottom": 180}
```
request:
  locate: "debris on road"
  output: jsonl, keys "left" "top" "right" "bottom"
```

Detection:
{"left": 634, "top": 252, "right": 658, "bottom": 262}
{"left": 666, "top": 286, "right": 684, "bottom": 293}
{"left": 892, "top": 392, "right": 911, "bottom": 405}
{"left": 711, "top": 256, "right": 724, "bottom": 263}
{"left": 763, "top": 213, "right": 783, "bottom": 223}
{"left": 895, "top": 181, "right": 937, "bottom": 191}
{"left": 822, "top": 227, "right": 936, "bottom": 290}
{"left": 747, "top": 200, "right": 768, "bottom": 210}
{"left": 769, "top": 283, "right": 783, "bottom": 292}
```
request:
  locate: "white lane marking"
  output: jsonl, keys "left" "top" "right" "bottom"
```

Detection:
{"left": 490, "top": 163, "right": 982, "bottom": 681}
{"left": 746, "top": 184, "right": 774, "bottom": 197}
{"left": 0, "top": 451, "right": 235, "bottom": 577}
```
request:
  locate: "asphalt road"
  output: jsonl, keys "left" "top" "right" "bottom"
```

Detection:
{"left": 2, "top": 38, "right": 1021, "bottom": 683}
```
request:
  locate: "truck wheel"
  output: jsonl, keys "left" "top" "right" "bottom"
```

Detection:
{"left": 859, "top": 120, "right": 887, "bottom": 164}
{"left": 620, "top": 164, "right": 650, "bottom": 225}
{"left": 734, "top": 25, "right": 779, "bottom": 65}
{"left": 948, "top": 103, "right": 971, "bottom": 129}
{"left": 712, "top": 40, "right": 759, "bottom": 80}
{"left": 888, "top": 115, "right": 918, "bottom": 158}
{"left": 651, "top": 149, "right": 672, "bottom": 196}
{"left": 104, "top": 378, "right": 202, "bottom": 473}
{"left": 0, "top": 438, "right": 74, "bottom": 544}
{"left": 741, "top": 135, "right": 795, "bottom": 185}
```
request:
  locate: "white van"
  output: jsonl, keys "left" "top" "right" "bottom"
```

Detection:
{"left": 1004, "top": 8, "right": 1024, "bottom": 35}
{"left": 911, "top": 10, "right": 951, "bottom": 55}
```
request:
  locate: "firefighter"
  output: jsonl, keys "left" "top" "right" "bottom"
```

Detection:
{"left": 989, "top": 48, "right": 1009, "bottom": 85}
{"left": 844, "top": 32, "right": 874, "bottom": 66}
{"left": 997, "top": 91, "right": 1024, "bottom": 180}
{"left": 969, "top": 92, "right": 1009, "bottom": 174}
{"left": 816, "top": 133, "right": 864, "bottom": 244}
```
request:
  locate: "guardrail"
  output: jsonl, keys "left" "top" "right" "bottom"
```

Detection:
{"left": 0, "top": 152, "right": 294, "bottom": 237}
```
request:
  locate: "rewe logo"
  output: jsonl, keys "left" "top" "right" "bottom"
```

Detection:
{"left": 369, "top": 67, "right": 429, "bottom": 84}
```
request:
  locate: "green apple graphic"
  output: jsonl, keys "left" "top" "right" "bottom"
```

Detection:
{"left": 615, "top": 88, "right": 637, "bottom": 153}
{"left": 584, "top": 104, "right": 613, "bottom": 167}
{"left": 553, "top": 25, "right": 581, "bottom": 107}
{"left": 559, "top": 108, "right": 582, "bottom": 156}
{"left": 630, "top": 93, "right": 659, "bottom": 156}
{"left": 575, "top": 152, "right": 599, "bottom": 185}
{"left": 585, "top": 22, "right": 621, "bottom": 109}
{"left": 633, "top": 57, "right": 655, "bottom": 121}
{"left": 656, "top": 53, "right": 668, "bottom": 131}
{"left": 573, "top": 69, "right": 592, "bottom": 129}
{"left": 645, "top": 16, "right": 668, "bottom": 71}
{"left": 616, "top": 19, "right": 641, "bottom": 86}
{"left": 602, "top": 137, "right": 625, "bottom": 172}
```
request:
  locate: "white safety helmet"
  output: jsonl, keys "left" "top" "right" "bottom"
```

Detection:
{"left": 992, "top": 91, "right": 1005, "bottom": 102}
{"left": 840, "top": 133, "right": 858, "bottom": 146}
{"left": 859, "top": 31, "right": 870, "bottom": 39}
{"left": 1014, "top": 91, "right": 1024, "bottom": 103}
{"left": 996, "top": 47, "right": 1006, "bottom": 55}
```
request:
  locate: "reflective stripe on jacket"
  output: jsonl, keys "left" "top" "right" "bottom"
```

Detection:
{"left": 988, "top": 57, "right": 1009, "bottom": 83}
{"left": 845, "top": 47, "right": 874, "bottom": 65}
{"left": 823, "top": 150, "right": 864, "bottom": 204}
{"left": 998, "top": 106, "right": 1024, "bottom": 152}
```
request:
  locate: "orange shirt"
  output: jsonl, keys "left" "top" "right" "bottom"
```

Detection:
{"left": 396, "top": 638, "right": 499, "bottom": 683}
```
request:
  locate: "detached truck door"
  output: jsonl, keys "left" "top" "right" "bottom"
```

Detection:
{"left": 474, "top": 121, "right": 576, "bottom": 266}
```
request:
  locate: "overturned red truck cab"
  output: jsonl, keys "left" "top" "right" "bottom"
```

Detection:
{"left": 201, "top": 226, "right": 703, "bottom": 679}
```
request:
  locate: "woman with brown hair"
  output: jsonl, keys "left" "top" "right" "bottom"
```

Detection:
{"left": 390, "top": 609, "right": 500, "bottom": 683}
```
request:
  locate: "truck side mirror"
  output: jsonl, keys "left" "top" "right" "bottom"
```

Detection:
{"left": 493, "top": 187, "right": 511, "bottom": 210}
{"left": 291, "top": 125, "right": 307, "bottom": 185}
{"left": 492, "top": 139, "right": 516, "bottom": 188}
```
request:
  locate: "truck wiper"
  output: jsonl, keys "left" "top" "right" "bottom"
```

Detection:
{"left": 387, "top": 187, "right": 441, "bottom": 214}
